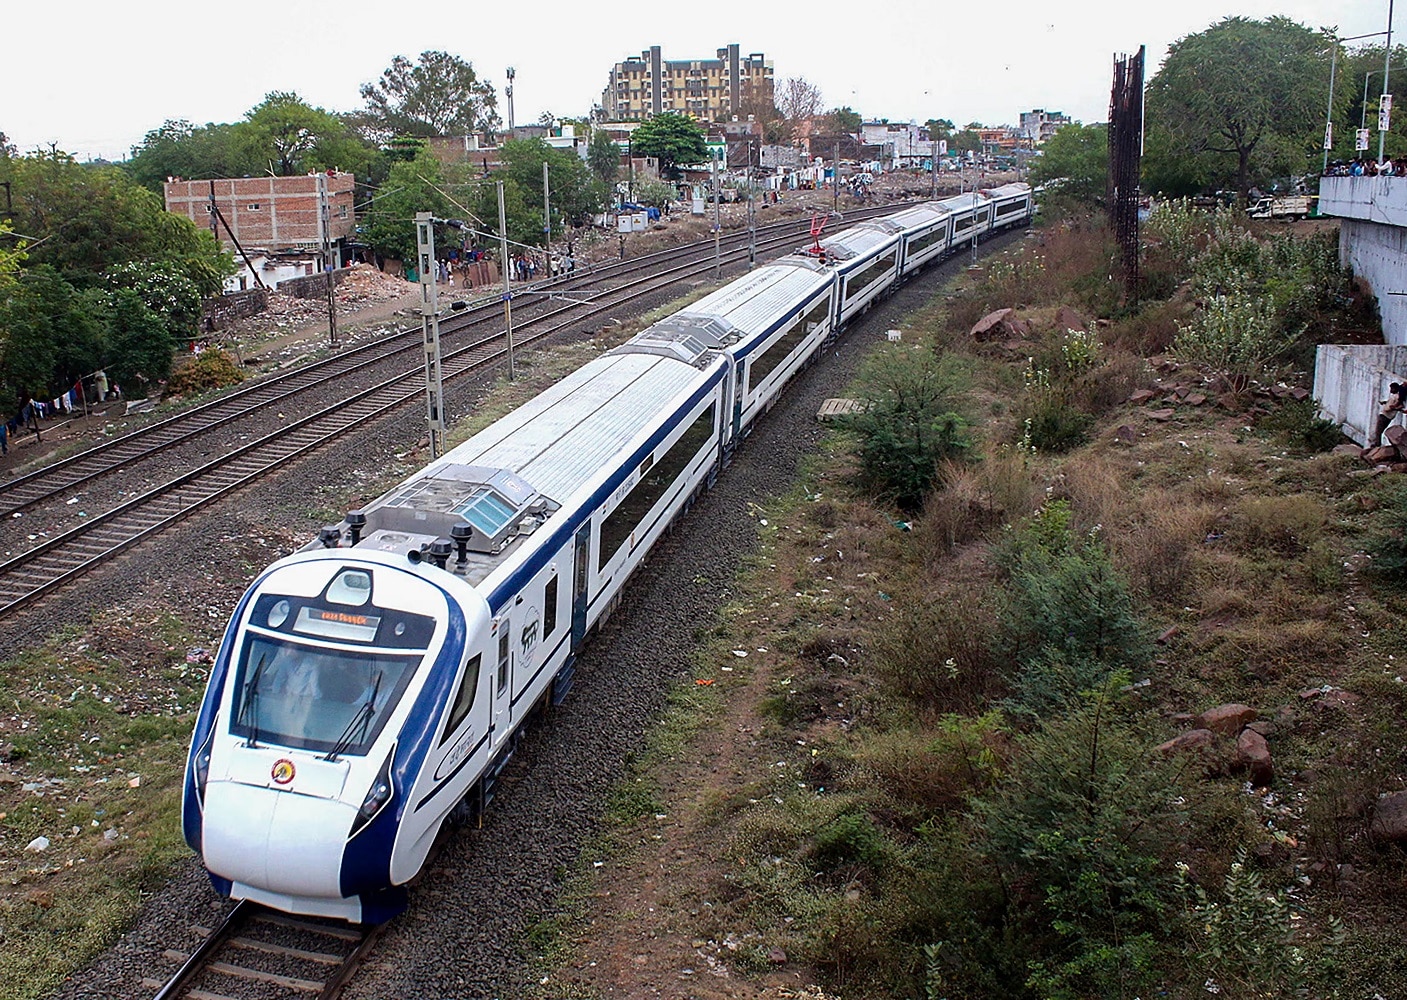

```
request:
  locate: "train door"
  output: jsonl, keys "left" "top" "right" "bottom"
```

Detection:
{"left": 570, "top": 523, "right": 591, "bottom": 652}
{"left": 492, "top": 621, "right": 511, "bottom": 749}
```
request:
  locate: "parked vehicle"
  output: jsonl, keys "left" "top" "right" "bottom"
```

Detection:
{"left": 1247, "top": 195, "right": 1317, "bottom": 220}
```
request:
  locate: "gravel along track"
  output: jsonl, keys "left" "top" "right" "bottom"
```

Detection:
{"left": 41, "top": 229, "right": 1025, "bottom": 1000}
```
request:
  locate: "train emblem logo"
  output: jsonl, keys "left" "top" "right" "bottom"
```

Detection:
{"left": 271, "top": 758, "right": 296, "bottom": 785}
{"left": 520, "top": 607, "right": 541, "bottom": 658}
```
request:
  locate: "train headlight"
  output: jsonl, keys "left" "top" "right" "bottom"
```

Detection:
{"left": 193, "top": 729, "right": 216, "bottom": 808}
{"left": 350, "top": 748, "right": 396, "bottom": 838}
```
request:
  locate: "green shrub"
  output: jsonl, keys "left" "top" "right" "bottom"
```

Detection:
{"left": 994, "top": 502, "right": 1150, "bottom": 715}
{"left": 1174, "top": 291, "right": 1294, "bottom": 393}
{"left": 972, "top": 679, "right": 1184, "bottom": 999}
{"left": 1257, "top": 399, "right": 1344, "bottom": 452}
{"left": 840, "top": 346, "right": 971, "bottom": 510}
{"left": 165, "top": 347, "right": 245, "bottom": 396}
{"left": 810, "top": 812, "right": 890, "bottom": 872}
{"left": 1364, "top": 477, "right": 1407, "bottom": 582}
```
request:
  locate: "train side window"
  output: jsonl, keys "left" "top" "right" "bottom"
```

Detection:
{"left": 497, "top": 629, "right": 510, "bottom": 695}
{"left": 439, "top": 654, "right": 483, "bottom": 745}
{"left": 749, "top": 295, "right": 828, "bottom": 387}
{"left": 544, "top": 575, "right": 558, "bottom": 636}
{"left": 599, "top": 403, "right": 717, "bottom": 570}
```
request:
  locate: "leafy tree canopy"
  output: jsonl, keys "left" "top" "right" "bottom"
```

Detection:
{"left": 242, "top": 91, "right": 373, "bottom": 177}
{"left": 498, "top": 138, "right": 606, "bottom": 233}
{"left": 360, "top": 150, "right": 460, "bottom": 262}
{"left": 587, "top": 129, "right": 621, "bottom": 187}
{"left": 1028, "top": 123, "right": 1108, "bottom": 207}
{"left": 822, "top": 107, "right": 862, "bottom": 134}
{"left": 1, "top": 150, "right": 232, "bottom": 294}
{"left": 359, "top": 51, "right": 500, "bottom": 141}
{"left": 629, "top": 113, "right": 708, "bottom": 178}
{"left": 1144, "top": 16, "right": 1334, "bottom": 196}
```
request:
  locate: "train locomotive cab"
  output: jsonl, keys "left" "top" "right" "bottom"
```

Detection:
{"left": 183, "top": 548, "right": 492, "bottom": 923}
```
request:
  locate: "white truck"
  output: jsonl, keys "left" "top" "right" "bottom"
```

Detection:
{"left": 1247, "top": 195, "right": 1317, "bottom": 220}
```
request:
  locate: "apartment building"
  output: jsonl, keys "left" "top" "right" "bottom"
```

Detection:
{"left": 601, "top": 44, "right": 774, "bottom": 122}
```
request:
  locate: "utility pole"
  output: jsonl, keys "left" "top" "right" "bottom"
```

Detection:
{"left": 318, "top": 173, "right": 339, "bottom": 349}
{"left": 497, "top": 182, "right": 516, "bottom": 380}
{"left": 931, "top": 142, "right": 938, "bottom": 199}
{"left": 415, "top": 212, "right": 445, "bottom": 458}
{"left": 832, "top": 141, "right": 840, "bottom": 215}
{"left": 711, "top": 148, "right": 722, "bottom": 280}
{"left": 747, "top": 136, "right": 756, "bottom": 268}
{"left": 542, "top": 160, "right": 551, "bottom": 275}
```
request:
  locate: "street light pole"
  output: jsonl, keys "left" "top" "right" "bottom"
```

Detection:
{"left": 747, "top": 135, "right": 756, "bottom": 268}
{"left": 1382, "top": 0, "right": 1397, "bottom": 162}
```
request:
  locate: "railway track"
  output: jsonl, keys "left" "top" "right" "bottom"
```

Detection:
{"left": 0, "top": 206, "right": 894, "bottom": 521}
{"left": 0, "top": 211, "right": 901, "bottom": 620}
{"left": 146, "top": 900, "right": 381, "bottom": 1000}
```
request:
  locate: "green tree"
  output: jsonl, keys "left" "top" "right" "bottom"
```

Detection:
{"left": 125, "top": 120, "right": 259, "bottom": 191}
{"left": 0, "top": 266, "right": 103, "bottom": 406}
{"left": 359, "top": 51, "right": 500, "bottom": 140}
{"left": 951, "top": 130, "right": 982, "bottom": 155}
{"left": 629, "top": 113, "right": 708, "bottom": 178}
{"left": 824, "top": 106, "right": 862, "bottom": 133}
{"left": 102, "top": 288, "right": 174, "bottom": 392}
{"left": 240, "top": 91, "right": 371, "bottom": 177}
{"left": 587, "top": 128, "right": 621, "bottom": 187}
{"left": 498, "top": 138, "right": 606, "bottom": 236}
{"left": 1, "top": 150, "right": 232, "bottom": 293}
{"left": 1144, "top": 16, "right": 1335, "bottom": 197}
{"left": 1028, "top": 123, "right": 1108, "bottom": 207}
{"left": 360, "top": 150, "right": 459, "bottom": 262}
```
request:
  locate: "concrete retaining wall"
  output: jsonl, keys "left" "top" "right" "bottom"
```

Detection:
{"left": 1314, "top": 343, "right": 1407, "bottom": 445}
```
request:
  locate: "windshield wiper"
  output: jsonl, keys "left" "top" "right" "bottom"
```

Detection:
{"left": 322, "top": 671, "right": 383, "bottom": 762}
{"left": 237, "top": 653, "right": 268, "bottom": 748}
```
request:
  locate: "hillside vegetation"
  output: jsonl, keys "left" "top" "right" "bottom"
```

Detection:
{"left": 541, "top": 207, "right": 1407, "bottom": 999}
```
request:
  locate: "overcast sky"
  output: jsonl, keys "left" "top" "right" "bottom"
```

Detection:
{"left": 5, "top": 0, "right": 1393, "bottom": 162}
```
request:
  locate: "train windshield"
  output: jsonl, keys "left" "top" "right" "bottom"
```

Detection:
{"left": 229, "top": 634, "right": 422, "bottom": 756}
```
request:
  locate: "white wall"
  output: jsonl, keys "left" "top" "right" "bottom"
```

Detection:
{"left": 1314, "top": 344, "right": 1407, "bottom": 445}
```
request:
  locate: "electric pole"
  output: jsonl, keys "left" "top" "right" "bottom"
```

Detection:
{"left": 318, "top": 173, "right": 339, "bottom": 349}
{"left": 711, "top": 148, "right": 721, "bottom": 281}
{"left": 543, "top": 160, "right": 551, "bottom": 275}
{"left": 833, "top": 141, "right": 840, "bottom": 215}
{"left": 747, "top": 136, "right": 756, "bottom": 268}
{"left": 415, "top": 212, "right": 445, "bottom": 457}
{"left": 497, "top": 182, "right": 516, "bottom": 380}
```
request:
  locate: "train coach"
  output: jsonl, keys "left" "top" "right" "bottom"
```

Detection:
{"left": 182, "top": 184, "right": 1033, "bottom": 923}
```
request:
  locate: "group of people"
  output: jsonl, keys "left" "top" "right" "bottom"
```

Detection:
{"left": 1324, "top": 157, "right": 1407, "bottom": 176}
{"left": 2, "top": 373, "right": 120, "bottom": 457}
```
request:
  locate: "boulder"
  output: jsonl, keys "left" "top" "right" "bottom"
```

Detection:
{"left": 1364, "top": 445, "right": 1398, "bottom": 463}
{"left": 1236, "top": 729, "right": 1274, "bottom": 786}
{"left": 970, "top": 308, "right": 1014, "bottom": 341}
{"left": 1387, "top": 425, "right": 1407, "bottom": 449}
{"left": 1146, "top": 408, "right": 1176, "bottom": 422}
{"left": 1370, "top": 790, "right": 1407, "bottom": 842}
{"left": 1156, "top": 728, "right": 1216, "bottom": 755}
{"left": 1197, "top": 703, "right": 1258, "bottom": 735}
{"left": 1127, "top": 389, "right": 1155, "bottom": 405}
{"left": 1113, "top": 424, "right": 1136, "bottom": 444}
{"left": 1185, "top": 393, "right": 1208, "bottom": 406}
{"left": 1055, "top": 305, "right": 1089, "bottom": 333}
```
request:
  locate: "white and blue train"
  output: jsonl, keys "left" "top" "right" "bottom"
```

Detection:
{"left": 181, "top": 183, "right": 1033, "bottom": 923}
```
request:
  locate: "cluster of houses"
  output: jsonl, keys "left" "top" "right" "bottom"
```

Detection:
{"left": 163, "top": 41, "right": 1072, "bottom": 295}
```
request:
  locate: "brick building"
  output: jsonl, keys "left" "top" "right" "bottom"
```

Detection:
{"left": 601, "top": 44, "right": 773, "bottom": 122}
{"left": 163, "top": 172, "right": 356, "bottom": 253}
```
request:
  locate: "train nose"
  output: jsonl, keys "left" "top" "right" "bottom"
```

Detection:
{"left": 202, "top": 779, "right": 356, "bottom": 898}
